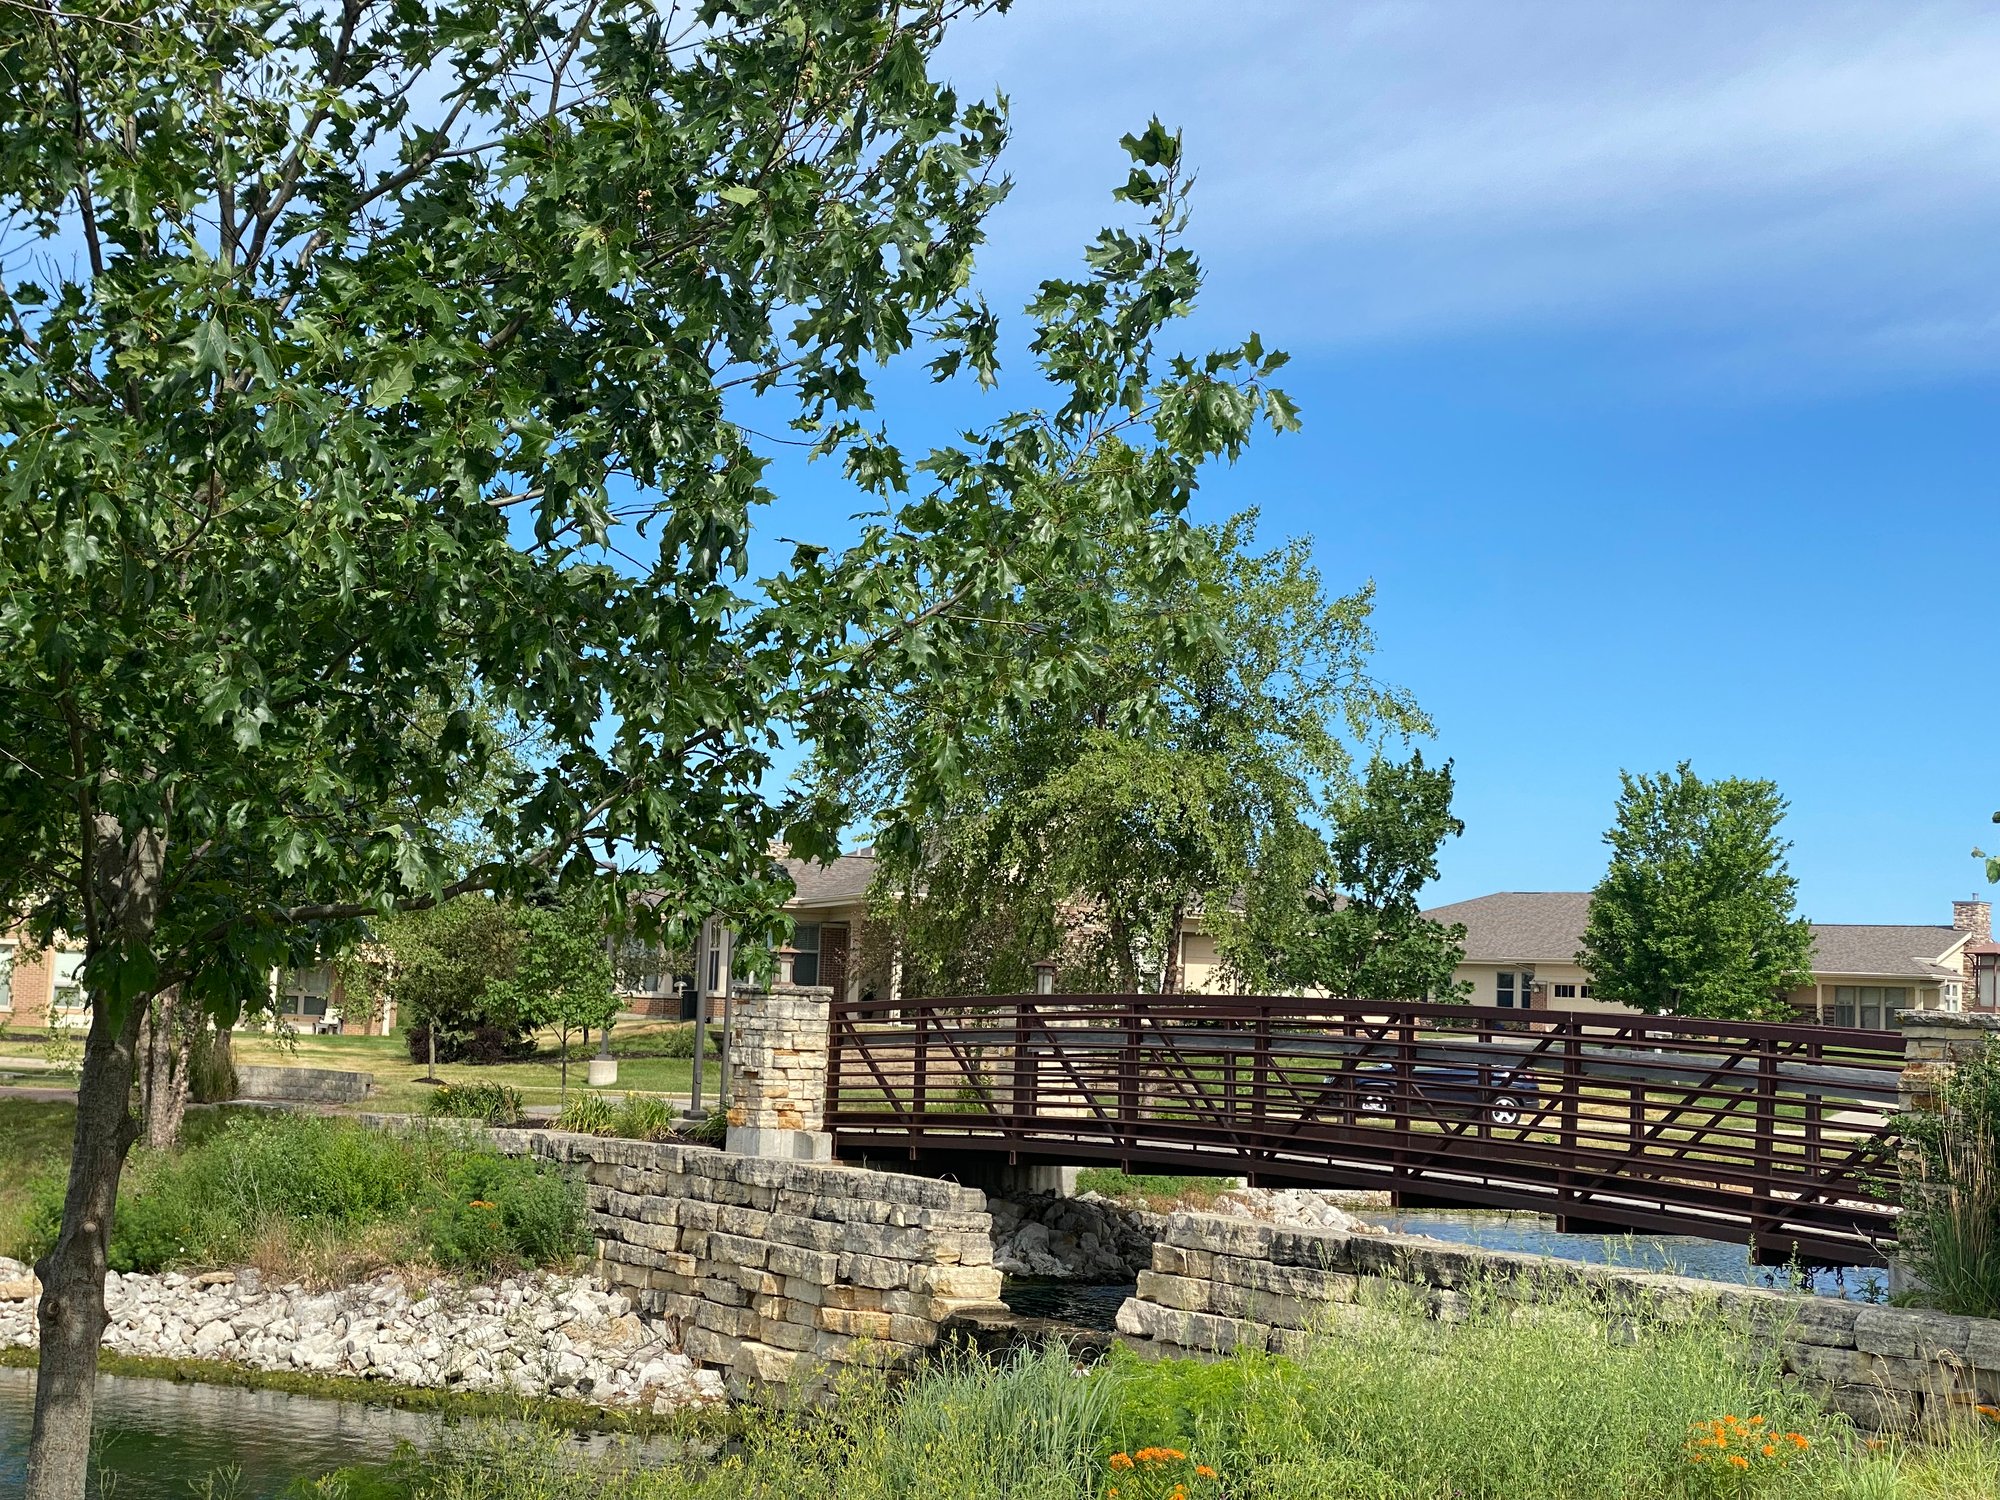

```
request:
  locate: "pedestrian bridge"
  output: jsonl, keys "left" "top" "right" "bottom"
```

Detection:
{"left": 825, "top": 996, "right": 1904, "bottom": 1267}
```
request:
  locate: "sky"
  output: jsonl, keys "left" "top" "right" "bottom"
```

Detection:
{"left": 766, "top": 0, "right": 2000, "bottom": 924}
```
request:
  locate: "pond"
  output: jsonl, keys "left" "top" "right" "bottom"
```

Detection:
{"left": 1356, "top": 1207, "right": 1892, "bottom": 1302}
{"left": 0, "top": 1366, "right": 434, "bottom": 1498}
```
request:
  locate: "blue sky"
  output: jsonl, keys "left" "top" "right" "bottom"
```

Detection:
{"left": 765, "top": 1, "right": 2000, "bottom": 923}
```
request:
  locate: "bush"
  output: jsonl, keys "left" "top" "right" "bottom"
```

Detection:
{"left": 613, "top": 1094, "right": 677, "bottom": 1142}
{"left": 426, "top": 1153, "right": 586, "bottom": 1270}
{"left": 554, "top": 1091, "right": 617, "bottom": 1135}
{"left": 426, "top": 1082, "right": 524, "bottom": 1125}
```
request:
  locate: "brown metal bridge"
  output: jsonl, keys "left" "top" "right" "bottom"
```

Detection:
{"left": 826, "top": 996, "right": 1905, "bottom": 1267}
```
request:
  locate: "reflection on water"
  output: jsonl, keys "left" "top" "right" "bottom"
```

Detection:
{"left": 0, "top": 1366, "right": 434, "bottom": 1498}
{"left": 1358, "top": 1208, "right": 1891, "bottom": 1302}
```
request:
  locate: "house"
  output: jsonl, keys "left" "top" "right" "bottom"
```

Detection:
{"left": 0, "top": 928, "right": 85, "bottom": 1031}
{"left": 1419, "top": 890, "right": 1997, "bottom": 1026}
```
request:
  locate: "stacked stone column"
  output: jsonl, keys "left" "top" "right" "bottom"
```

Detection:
{"left": 725, "top": 979, "right": 835, "bottom": 1161}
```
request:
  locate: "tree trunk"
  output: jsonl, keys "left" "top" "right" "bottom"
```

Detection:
{"left": 136, "top": 985, "right": 191, "bottom": 1150}
{"left": 28, "top": 817, "right": 165, "bottom": 1500}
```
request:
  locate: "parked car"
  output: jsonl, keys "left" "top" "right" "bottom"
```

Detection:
{"left": 1323, "top": 1062, "right": 1541, "bottom": 1126}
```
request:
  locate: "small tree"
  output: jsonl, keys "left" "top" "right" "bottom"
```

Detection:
{"left": 1578, "top": 763, "right": 1815, "bottom": 1020}
{"left": 1249, "top": 752, "right": 1468, "bottom": 1001}
{"left": 497, "top": 897, "right": 618, "bottom": 1106}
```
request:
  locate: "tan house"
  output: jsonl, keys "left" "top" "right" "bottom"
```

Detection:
{"left": 1420, "top": 890, "right": 1998, "bottom": 1026}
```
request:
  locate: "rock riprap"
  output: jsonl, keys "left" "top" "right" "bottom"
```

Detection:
{"left": 0, "top": 1256, "right": 720, "bottom": 1410}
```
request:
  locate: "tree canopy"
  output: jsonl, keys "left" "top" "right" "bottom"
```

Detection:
{"left": 1577, "top": 763, "right": 1815, "bottom": 1021}
{"left": 0, "top": 2, "right": 1300, "bottom": 1491}
{"left": 851, "top": 513, "right": 1449, "bottom": 997}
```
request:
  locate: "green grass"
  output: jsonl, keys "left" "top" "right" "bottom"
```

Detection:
{"left": 316, "top": 1294, "right": 2000, "bottom": 1500}
{"left": 0, "top": 1097, "right": 74, "bottom": 1256}
{"left": 1075, "top": 1168, "right": 1239, "bottom": 1211}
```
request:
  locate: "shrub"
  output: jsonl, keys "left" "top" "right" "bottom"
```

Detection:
{"left": 677, "top": 1107, "right": 727, "bottom": 1147}
{"left": 554, "top": 1091, "right": 618, "bottom": 1135}
{"left": 613, "top": 1094, "right": 677, "bottom": 1142}
{"left": 426, "top": 1082, "right": 524, "bottom": 1125}
{"left": 427, "top": 1152, "right": 586, "bottom": 1270}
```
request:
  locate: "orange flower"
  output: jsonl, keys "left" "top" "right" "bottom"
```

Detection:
{"left": 1195, "top": 1465, "right": 1217, "bottom": 1479}
{"left": 1727, "top": 1455, "right": 1750, "bottom": 1470}
{"left": 1109, "top": 1454, "right": 1134, "bottom": 1471}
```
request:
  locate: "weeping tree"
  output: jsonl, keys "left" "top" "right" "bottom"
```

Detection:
{"left": 0, "top": 2, "right": 1298, "bottom": 1490}
{"left": 857, "top": 511, "right": 1431, "bottom": 997}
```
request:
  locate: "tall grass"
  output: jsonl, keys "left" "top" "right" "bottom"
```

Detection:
{"left": 1899, "top": 1037, "right": 2000, "bottom": 1319}
{"left": 332, "top": 1286, "right": 2000, "bottom": 1500}
{"left": 10, "top": 1113, "right": 585, "bottom": 1279}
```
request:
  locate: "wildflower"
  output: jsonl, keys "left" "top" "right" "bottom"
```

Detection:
{"left": 1762, "top": 1444, "right": 1777, "bottom": 1457}
{"left": 1109, "top": 1454, "right": 1134, "bottom": 1471}
{"left": 1195, "top": 1466, "right": 1217, "bottom": 1480}
{"left": 1789, "top": 1434, "right": 1809, "bottom": 1450}
{"left": 1977, "top": 1404, "right": 2000, "bottom": 1424}
{"left": 1727, "top": 1455, "right": 1749, "bottom": 1470}
{"left": 468, "top": 1199, "right": 497, "bottom": 1209}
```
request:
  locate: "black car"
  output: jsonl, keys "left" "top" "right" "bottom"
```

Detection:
{"left": 1324, "top": 1062, "right": 1541, "bottom": 1126}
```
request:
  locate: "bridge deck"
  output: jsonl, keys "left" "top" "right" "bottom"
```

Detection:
{"left": 826, "top": 996, "right": 1904, "bottom": 1267}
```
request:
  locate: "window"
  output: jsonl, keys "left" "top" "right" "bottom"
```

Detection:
{"left": 53, "top": 952, "right": 86, "bottom": 1011}
{"left": 1580, "top": 984, "right": 1594, "bottom": 999}
{"left": 280, "top": 965, "right": 334, "bottom": 1018}
{"left": 1496, "top": 972, "right": 1517, "bottom": 1008}
{"left": 1553, "top": 983, "right": 1577, "bottom": 1000}
{"left": 1831, "top": 986, "right": 1908, "bottom": 1029}
{"left": 0, "top": 941, "right": 13, "bottom": 1011}
{"left": 791, "top": 924, "right": 822, "bottom": 986}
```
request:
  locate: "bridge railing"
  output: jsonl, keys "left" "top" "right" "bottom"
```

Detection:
{"left": 825, "top": 995, "right": 1905, "bottom": 1266}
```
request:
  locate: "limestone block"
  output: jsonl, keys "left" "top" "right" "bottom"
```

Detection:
{"left": 767, "top": 1215, "right": 846, "bottom": 1253}
{"left": 1855, "top": 1308, "right": 1921, "bottom": 1360}
{"left": 821, "top": 1285, "right": 885, "bottom": 1313}
{"left": 707, "top": 1232, "right": 770, "bottom": 1270}
{"left": 715, "top": 1205, "right": 775, "bottom": 1239}
{"left": 760, "top": 1317, "right": 820, "bottom": 1353}
{"left": 692, "top": 1300, "right": 761, "bottom": 1338}
{"left": 1134, "top": 1272, "right": 1213, "bottom": 1314}
{"left": 838, "top": 1253, "right": 911, "bottom": 1291}
{"left": 1784, "top": 1341, "right": 1875, "bottom": 1386}
{"left": 1152, "top": 1245, "right": 1215, "bottom": 1279}
{"left": 1164, "top": 1213, "right": 1276, "bottom": 1260}
{"left": 1210, "top": 1282, "right": 1310, "bottom": 1330}
{"left": 1778, "top": 1299, "right": 1861, "bottom": 1348}
{"left": 909, "top": 1264, "right": 1003, "bottom": 1301}
{"left": 681, "top": 1326, "right": 738, "bottom": 1368}
{"left": 732, "top": 1340, "right": 801, "bottom": 1386}
{"left": 698, "top": 1276, "right": 747, "bottom": 1309}
{"left": 818, "top": 1307, "right": 894, "bottom": 1339}
{"left": 768, "top": 1245, "right": 840, "bottom": 1283}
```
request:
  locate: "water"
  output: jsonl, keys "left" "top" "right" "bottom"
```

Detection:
{"left": 1358, "top": 1207, "right": 1891, "bottom": 1302}
{"left": 0, "top": 1367, "right": 435, "bottom": 1499}
{"left": 999, "top": 1277, "right": 1136, "bottom": 1328}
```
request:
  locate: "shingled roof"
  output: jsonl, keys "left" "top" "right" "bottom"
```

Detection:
{"left": 1422, "top": 891, "right": 1970, "bottom": 981}
{"left": 781, "top": 849, "right": 877, "bottom": 909}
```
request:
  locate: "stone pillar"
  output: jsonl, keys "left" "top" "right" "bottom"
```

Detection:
{"left": 1896, "top": 1009, "right": 2000, "bottom": 1116}
{"left": 725, "top": 980, "right": 835, "bottom": 1161}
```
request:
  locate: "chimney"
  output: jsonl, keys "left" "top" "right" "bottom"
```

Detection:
{"left": 1953, "top": 899, "right": 1991, "bottom": 945}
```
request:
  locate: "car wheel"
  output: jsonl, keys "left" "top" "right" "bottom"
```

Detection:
{"left": 1489, "top": 1095, "right": 1524, "bottom": 1127}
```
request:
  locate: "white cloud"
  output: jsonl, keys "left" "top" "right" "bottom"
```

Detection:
{"left": 940, "top": 0, "right": 2000, "bottom": 385}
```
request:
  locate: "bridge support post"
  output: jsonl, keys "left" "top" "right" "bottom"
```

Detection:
{"left": 1891, "top": 1009, "right": 2000, "bottom": 1292}
{"left": 725, "top": 978, "right": 836, "bottom": 1161}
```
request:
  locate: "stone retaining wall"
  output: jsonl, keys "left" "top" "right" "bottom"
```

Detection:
{"left": 234, "top": 1063, "right": 372, "bottom": 1103}
{"left": 1116, "top": 1211, "right": 2000, "bottom": 1432}
{"left": 512, "top": 1132, "right": 1006, "bottom": 1391}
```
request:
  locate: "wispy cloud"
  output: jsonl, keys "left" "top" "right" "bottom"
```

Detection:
{"left": 942, "top": 0, "right": 2000, "bottom": 386}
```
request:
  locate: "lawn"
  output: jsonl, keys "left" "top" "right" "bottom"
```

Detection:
{"left": 230, "top": 1026, "right": 700, "bottom": 1116}
{"left": 0, "top": 1098, "right": 74, "bottom": 1256}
